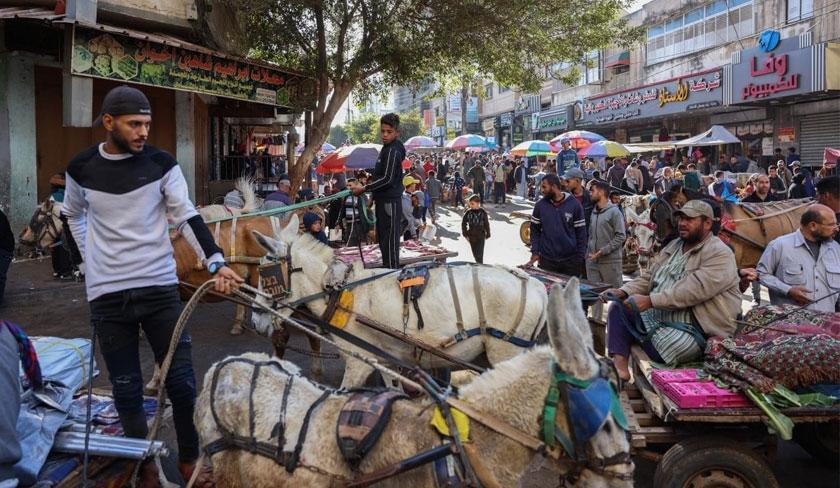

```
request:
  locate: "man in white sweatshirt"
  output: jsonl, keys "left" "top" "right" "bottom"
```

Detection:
{"left": 62, "top": 86, "right": 242, "bottom": 486}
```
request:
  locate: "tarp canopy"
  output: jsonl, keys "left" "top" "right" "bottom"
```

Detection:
{"left": 673, "top": 125, "right": 740, "bottom": 147}
{"left": 623, "top": 142, "right": 676, "bottom": 153}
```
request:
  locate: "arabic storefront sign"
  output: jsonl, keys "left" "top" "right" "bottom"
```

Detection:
{"left": 481, "top": 117, "right": 496, "bottom": 132}
{"left": 499, "top": 112, "right": 513, "bottom": 127}
{"left": 731, "top": 37, "right": 815, "bottom": 102}
{"left": 537, "top": 111, "right": 568, "bottom": 131}
{"left": 71, "top": 26, "right": 317, "bottom": 109}
{"left": 575, "top": 69, "right": 723, "bottom": 127}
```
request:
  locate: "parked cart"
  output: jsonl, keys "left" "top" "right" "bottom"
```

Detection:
{"left": 621, "top": 345, "right": 840, "bottom": 488}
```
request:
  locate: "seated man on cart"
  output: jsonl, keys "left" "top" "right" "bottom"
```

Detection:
{"left": 601, "top": 200, "right": 743, "bottom": 380}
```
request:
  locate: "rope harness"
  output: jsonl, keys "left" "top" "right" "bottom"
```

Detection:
{"left": 25, "top": 200, "right": 62, "bottom": 249}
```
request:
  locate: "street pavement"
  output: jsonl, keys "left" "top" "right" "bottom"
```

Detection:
{"left": 1, "top": 197, "right": 836, "bottom": 487}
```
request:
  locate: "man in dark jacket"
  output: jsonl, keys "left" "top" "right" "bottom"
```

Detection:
{"left": 741, "top": 174, "right": 778, "bottom": 203}
{"left": 353, "top": 113, "right": 406, "bottom": 268}
{"left": 468, "top": 163, "right": 486, "bottom": 203}
{"left": 606, "top": 158, "right": 625, "bottom": 191}
{"left": 526, "top": 174, "right": 587, "bottom": 276}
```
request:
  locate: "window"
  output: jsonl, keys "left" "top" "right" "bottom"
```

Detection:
{"left": 645, "top": 0, "right": 754, "bottom": 65}
{"left": 485, "top": 83, "right": 493, "bottom": 99}
{"left": 580, "top": 50, "right": 601, "bottom": 85}
{"left": 787, "top": 0, "right": 813, "bottom": 22}
{"left": 499, "top": 85, "right": 510, "bottom": 93}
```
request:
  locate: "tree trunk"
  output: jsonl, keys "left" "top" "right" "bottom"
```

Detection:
{"left": 288, "top": 81, "right": 353, "bottom": 196}
{"left": 460, "top": 79, "right": 469, "bottom": 136}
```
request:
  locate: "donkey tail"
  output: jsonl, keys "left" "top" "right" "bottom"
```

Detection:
{"left": 237, "top": 177, "right": 259, "bottom": 212}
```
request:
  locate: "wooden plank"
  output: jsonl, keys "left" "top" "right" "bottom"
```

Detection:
{"left": 625, "top": 387, "right": 642, "bottom": 399}
{"left": 620, "top": 391, "right": 641, "bottom": 432}
{"left": 635, "top": 426, "right": 676, "bottom": 444}
{"left": 635, "top": 413, "right": 659, "bottom": 427}
{"left": 629, "top": 398, "right": 647, "bottom": 412}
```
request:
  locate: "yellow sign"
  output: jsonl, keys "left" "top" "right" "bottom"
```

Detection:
{"left": 447, "top": 128, "right": 456, "bottom": 139}
{"left": 658, "top": 79, "right": 689, "bottom": 107}
{"left": 435, "top": 116, "right": 445, "bottom": 126}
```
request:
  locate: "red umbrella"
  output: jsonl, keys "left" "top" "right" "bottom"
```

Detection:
{"left": 315, "top": 154, "right": 411, "bottom": 175}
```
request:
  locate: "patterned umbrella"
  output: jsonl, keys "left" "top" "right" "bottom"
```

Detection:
{"left": 445, "top": 134, "right": 491, "bottom": 150}
{"left": 297, "top": 142, "right": 338, "bottom": 154}
{"left": 550, "top": 131, "right": 605, "bottom": 151}
{"left": 577, "top": 140, "right": 630, "bottom": 158}
{"left": 316, "top": 143, "right": 382, "bottom": 174}
{"left": 405, "top": 136, "right": 439, "bottom": 150}
{"left": 510, "top": 140, "right": 556, "bottom": 157}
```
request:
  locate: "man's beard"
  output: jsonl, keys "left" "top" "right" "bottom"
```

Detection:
{"left": 681, "top": 226, "right": 706, "bottom": 245}
{"left": 112, "top": 131, "right": 142, "bottom": 155}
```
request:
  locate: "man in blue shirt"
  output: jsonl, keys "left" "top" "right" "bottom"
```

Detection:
{"left": 557, "top": 138, "right": 580, "bottom": 177}
{"left": 526, "top": 174, "right": 587, "bottom": 276}
{"left": 264, "top": 178, "right": 292, "bottom": 208}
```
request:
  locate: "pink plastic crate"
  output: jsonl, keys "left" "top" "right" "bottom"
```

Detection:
{"left": 651, "top": 369, "right": 698, "bottom": 390}
{"left": 660, "top": 381, "right": 751, "bottom": 409}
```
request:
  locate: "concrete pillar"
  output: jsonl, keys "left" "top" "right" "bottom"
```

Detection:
{"left": 0, "top": 52, "right": 38, "bottom": 233}
{"left": 175, "top": 91, "right": 196, "bottom": 200}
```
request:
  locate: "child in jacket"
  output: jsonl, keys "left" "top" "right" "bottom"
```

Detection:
{"left": 461, "top": 194, "right": 491, "bottom": 264}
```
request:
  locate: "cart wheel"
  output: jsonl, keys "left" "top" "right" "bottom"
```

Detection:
{"left": 519, "top": 221, "right": 531, "bottom": 246}
{"left": 794, "top": 421, "right": 839, "bottom": 468}
{"left": 653, "top": 437, "right": 779, "bottom": 488}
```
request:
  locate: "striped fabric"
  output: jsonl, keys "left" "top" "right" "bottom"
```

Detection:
{"left": 640, "top": 249, "right": 702, "bottom": 364}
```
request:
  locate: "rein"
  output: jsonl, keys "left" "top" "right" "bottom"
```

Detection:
{"left": 26, "top": 202, "right": 62, "bottom": 248}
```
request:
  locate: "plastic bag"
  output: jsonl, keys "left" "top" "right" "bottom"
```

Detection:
{"left": 420, "top": 224, "right": 437, "bottom": 241}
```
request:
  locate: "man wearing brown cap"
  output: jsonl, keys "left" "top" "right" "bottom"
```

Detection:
{"left": 601, "top": 199, "right": 741, "bottom": 380}
{"left": 62, "top": 85, "right": 241, "bottom": 486}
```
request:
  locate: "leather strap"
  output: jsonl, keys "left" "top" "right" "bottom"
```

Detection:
{"left": 504, "top": 276, "right": 529, "bottom": 341}
{"left": 472, "top": 266, "right": 487, "bottom": 335}
{"left": 287, "top": 390, "right": 331, "bottom": 473}
{"left": 447, "top": 267, "right": 465, "bottom": 334}
{"left": 230, "top": 217, "right": 238, "bottom": 262}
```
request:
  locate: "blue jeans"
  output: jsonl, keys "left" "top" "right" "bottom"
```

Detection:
{"left": 90, "top": 285, "right": 198, "bottom": 462}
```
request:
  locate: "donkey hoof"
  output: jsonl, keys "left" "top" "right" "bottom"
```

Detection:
{"left": 229, "top": 326, "right": 244, "bottom": 335}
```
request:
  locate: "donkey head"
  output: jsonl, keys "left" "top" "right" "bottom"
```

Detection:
{"left": 545, "top": 280, "right": 634, "bottom": 487}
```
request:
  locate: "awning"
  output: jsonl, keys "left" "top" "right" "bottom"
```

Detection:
{"left": 605, "top": 51, "right": 630, "bottom": 68}
{"left": 673, "top": 125, "right": 740, "bottom": 147}
{"left": 623, "top": 142, "right": 676, "bottom": 153}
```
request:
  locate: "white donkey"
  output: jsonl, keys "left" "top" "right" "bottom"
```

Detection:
{"left": 249, "top": 214, "right": 548, "bottom": 388}
{"left": 195, "top": 280, "right": 634, "bottom": 487}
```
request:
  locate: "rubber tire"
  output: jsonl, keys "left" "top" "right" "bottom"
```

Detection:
{"left": 653, "top": 436, "right": 779, "bottom": 488}
{"left": 519, "top": 221, "right": 531, "bottom": 246}
{"left": 794, "top": 422, "right": 840, "bottom": 468}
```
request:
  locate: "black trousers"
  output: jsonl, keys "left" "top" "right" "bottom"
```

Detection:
{"left": 538, "top": 256, "right": 583, "bottom": 277}
{"left": 469, "top": 238, "right": 486, "bottom": 264}
{"left": 374, "top": 199, "right": 401, "bottom": 269}
{"left": 90, "top": 285, "right": 199, "bottom": 463}
{"left": 493, "top": 182, "right": 506, "bottom": 204}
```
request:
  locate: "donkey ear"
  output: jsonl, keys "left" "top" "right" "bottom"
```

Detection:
{"left": 280, "top": 214, "right": 300, "bottom": 242}
{"left": 547, "top": 283, "right": 585, "bottom": 361}
{"left": 251, "top": 230, "right": 282, "bottom": 254}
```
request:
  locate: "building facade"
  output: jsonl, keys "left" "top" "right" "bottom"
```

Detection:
{"left": 478, "top": 0, "right": 840, "bottom": 164}
{"left": 0, "top": 1, "right": 315, "bottom": 232}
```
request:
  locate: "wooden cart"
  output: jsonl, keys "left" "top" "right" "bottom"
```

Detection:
{"left": 621, "top": 345, "right": 840, "bottom": 488}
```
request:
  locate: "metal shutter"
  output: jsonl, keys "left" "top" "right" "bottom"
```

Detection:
{"left": 799, "top": 113, "right": 840, "bottom": 167}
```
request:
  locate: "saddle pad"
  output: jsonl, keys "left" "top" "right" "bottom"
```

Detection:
{"left": 397, "top": 264, "right": 432, "bottom": 299}
{"left": 336, "top": 390, "right": 407, "bottom": 468}
{"left": 429, "top": 406, "right": 470, "bottom": 442}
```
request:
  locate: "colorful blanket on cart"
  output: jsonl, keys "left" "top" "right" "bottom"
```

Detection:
{"left": 704, "top": 306, "right": 840, "bottom": 393}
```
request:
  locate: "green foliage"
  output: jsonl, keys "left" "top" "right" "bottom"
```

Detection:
{"left": 328, "top": 124, "right": 349, "bottom": 147}
{"left": 337, "top": 112, "right": 422, "bottom": 145}
{"left": 217, "top": 0, "right": 643, "bottom": 190}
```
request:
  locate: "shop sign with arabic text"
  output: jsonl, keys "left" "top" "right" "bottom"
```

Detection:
{"left": 70, "top": 26, "right": 317, "bottom": 109}
{"left": 574, "top": 69, "right": 723, "bottom": 127}
{"left": 731, "top": 37, "right": 813, "bottom": 103}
